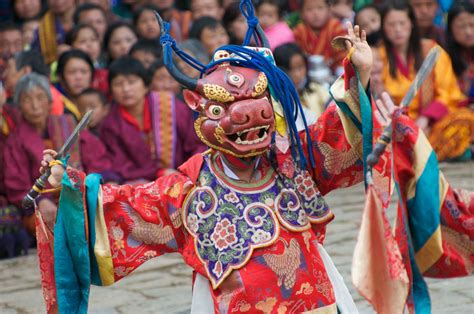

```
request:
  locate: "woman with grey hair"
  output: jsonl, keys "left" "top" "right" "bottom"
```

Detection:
{"left": 3, "top": 73, "right": 116, "bottom": 231}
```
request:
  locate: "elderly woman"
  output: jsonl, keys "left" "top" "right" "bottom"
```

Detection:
{"left": 3, "top": 73, "right": 115, "bottom": 230}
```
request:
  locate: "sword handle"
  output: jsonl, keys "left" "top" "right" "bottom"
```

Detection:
{"left": 367, "top": 125, "right": 392, "bottom": 167}
{"left": 22, "top": 170, "right": 51, "bottom": 209}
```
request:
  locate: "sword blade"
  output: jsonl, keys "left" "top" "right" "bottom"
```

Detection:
{"left": 56, "top": 110, "right": 93, "bottom": 159}
{"left": 366, "top": 46, "right": 441, "bottom": 168}
{"left": 399, "top": 46, "right": 440, "bottom": 108}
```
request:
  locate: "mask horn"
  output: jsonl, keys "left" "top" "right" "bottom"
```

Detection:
{"left": 155, "top": 11, "right": 198, "bottom": 90}
{"left": 256, "top": 25, "right": 270, "bottom": 49}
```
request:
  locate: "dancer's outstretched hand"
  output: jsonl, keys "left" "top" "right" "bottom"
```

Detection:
{"left": 344, "top": 22, "right": 372, "bottom": 88}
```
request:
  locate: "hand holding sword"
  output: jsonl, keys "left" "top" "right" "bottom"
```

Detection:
{"left": 22, "top": 110, "right": 93, "bottom": 211}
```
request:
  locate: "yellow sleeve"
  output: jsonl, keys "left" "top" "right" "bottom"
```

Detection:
{"left": 432, "top": 46, "right": 466, "bottom": 112}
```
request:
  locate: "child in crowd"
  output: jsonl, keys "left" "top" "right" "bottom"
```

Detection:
{"left": 103, "top": 21, "right": 138, "bottom": 65}
{"left": 133, "top": 4, "right": 161, "bottom": 41}
{"left": 189, "top": 16, "right": 230, "bottom": 58}
{"left": 293, "top": 0, "right": 346, "bottom": 75}
{"left": 190, "top": 0, "right": 224, "bottom": 20}
{"left": 256, "top": 0, "right": 295, "bottom": 50}
{"left": 149, "top": 59, "right": 182, "bottom": 95}
{"left": 176, "top": 39, "right": 209, "bottom": 79}
{"left": 76, "top": 87, "right": 109, "bottom": 135}
{"left": 355, "top": 4, "right": 382, "bottom": 46}
{"left": 273, "top": 43, "right": 330, "bottom": 129}
{"left": 223, "top": 1, "right": 248, "bottom": 44}
{"left": 66, "top": 24, "right": 102, "bottom": 68}
{"left": 73, "top": 3, "right": 108, "bottom": 41}
{"left": 21, "top": 18, "right": 40, "bottom": 50}
{"left": 329, "top": 0, "right": 354, "bottom": 25}
{"left": 130, "top": 38, "right": 162, "bottom": 69}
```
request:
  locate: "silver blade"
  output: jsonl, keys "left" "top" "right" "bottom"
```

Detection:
{"left": 399, "top": 46, "right": 440, "bottom": 108}
{"left": 56, "top": 110, "right": 93, "bottom": 159}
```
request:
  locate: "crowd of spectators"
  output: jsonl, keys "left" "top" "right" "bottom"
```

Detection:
{"left": 0, "top": 0, "right": 472, "bottom": 258}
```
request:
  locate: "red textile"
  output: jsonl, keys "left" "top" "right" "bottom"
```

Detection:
{"left": 293, "top": 18, "right": 347, "bottom": 72}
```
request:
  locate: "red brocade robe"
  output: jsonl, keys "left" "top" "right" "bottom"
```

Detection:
{"left": 41, "top": 62, "right": 389, "bottom": 313}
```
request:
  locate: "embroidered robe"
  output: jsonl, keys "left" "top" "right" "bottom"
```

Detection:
{"left": 40, "top": 58, "right": 389, "bottom": 313}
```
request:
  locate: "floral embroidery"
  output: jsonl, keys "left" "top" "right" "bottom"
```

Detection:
{"left": 183, "top": 158, "right": 280, "bottom": 288}
{"left": 232, "top": 300, "right": 251, "bottom": 312}
{"left": 183, "top": 155, "right": 331, "bottom": 288}
{"left": 251, "top": 229, "right": 272, "bottom": 244}
{"left": 296, "top": 282, "right": 314, "bottom": 295}
{"left": 224, "top": 191, "right": 240, "bottom": 203}
{"left": 187, "top": 213, "right": 199, "bottom": 233}
{"left": 211, "top": 218, "right": 238, "bottom": 250}
{"left": 255, "top": 297, "right": 277, "bottom": 314}
{"left": 213, "top": 260, "right": 223, "bottom": 278}
{"left": 297, "top": 210, "right": 307, "bottom": 225}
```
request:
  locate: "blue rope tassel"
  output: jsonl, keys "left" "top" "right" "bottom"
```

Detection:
{"left": 240, "top": 0, "right": 260, "bottom": 46}
{"left": 159, "top": 22, "right": 206, "bottom": 73}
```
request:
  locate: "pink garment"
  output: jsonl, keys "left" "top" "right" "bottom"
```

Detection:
{"left": 264, "top": 21, "right": 295, "bottom": 51}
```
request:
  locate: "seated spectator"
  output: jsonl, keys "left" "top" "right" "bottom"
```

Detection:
{"left": 256, "top": 0, "right": 295, "bottom": 50}
{"left": 103, "top": 21, "right": 138, "bottom": 65}
{"left": 189, "top": 16, "right": 230, "bottom": 58}
{"left": 12, "top": 0, "right": 44, "bottom": 24}
{"left": 0, "top": 22, "right": 23, "bottom": 70}
{"left": 190, "top": 0, "right": 224, "bottom": 20}
{"left": 379, "top": 2, "right": 472, "bottom": 161}
{"left": 111, "top": 0, "right": 143, "bottom": 20}
{"left": 31, "top": 0, "right": 76, "bottom": 65}
{"left": 4, "top": 73, "right": 114, "bottom": 230}
{"left": 73, "top": 3, "right": 108, "bottom": 41}
{"left": 66, "top": 24, "right": 102, "bottom": 69}
{"left": 3, "top": 50, "right": 81, "bottom": 119}
{"left": 150, "top": 59, "right": 182, "bottom": 95}
{"left": 274, "top": 43, "right": 330, "bottom": 129}
{"left": 148, "top": 0, "right": 192, "bottom": 42}
{"left": 0, "top": 82, "right": 30, "bottom": 259}
{"left": 223, "top": 1, "right": 248, "bottom": 45}
{"left": 82, "top": 0, "right": 118, "bottom": 23}
{"left": 101, "top": 56, "right": 206, "bottom": 183}
{"left": 293, "top": 0, "right": 347, "bottom": 76}
{"left": 355, "top": 4, "right": 382, "bottom": 46}
{"left": 446, "top": 1, "right": 474, "bottom": 104}
{"left": 130, "top": 38, "right": 162, "bottom": 69}
{"left": 56, "top": 49, "right": 96, "bottom": 107}
{"left": 329, "top": 0, "right": 354, "bottom": 25}
{"left": 21, "top": 18, "right": 40, "bottom": 50}
{"left": 65, "top": 35, "right": 109, "bottom": 95}
{"left": 133, "top": 4, "right": 161, "bottom": 41}
{"left": 76, "top": 87, "right": 109, "bottom": 135}
{"left": 176, "top": 39, "right": 209, "bottom": 79}
{"left": 410, "top": 0, "right": 446, "bottom": 46}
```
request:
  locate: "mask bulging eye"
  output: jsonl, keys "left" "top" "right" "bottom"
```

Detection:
{"left": 207, "top": 104, "right": 225, "bottom": 119}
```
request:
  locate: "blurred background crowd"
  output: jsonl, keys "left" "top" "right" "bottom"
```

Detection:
{"left": 0, "top": 0, "right": 472, "bottom": 259}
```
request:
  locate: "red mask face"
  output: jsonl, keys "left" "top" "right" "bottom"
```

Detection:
{"left": 183, "top": 64, "right": 275, "bottom": 158}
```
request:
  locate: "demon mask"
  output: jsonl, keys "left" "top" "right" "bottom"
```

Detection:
{"left": 183, "top": 58, "right": 276, "bottom": 157}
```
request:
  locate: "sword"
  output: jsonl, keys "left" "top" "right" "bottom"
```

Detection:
{"left": 366, "top": 46, "right": 441, "bottom": 167}
{"left": 22, "top": 110, "right": 93, "bottom": 209}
